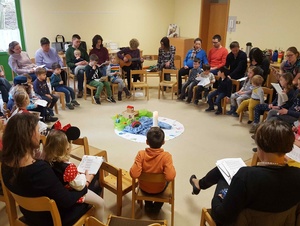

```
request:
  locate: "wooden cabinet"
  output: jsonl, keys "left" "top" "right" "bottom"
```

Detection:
{"left": 169, "top": 37, "right": 194, "bottom": 68}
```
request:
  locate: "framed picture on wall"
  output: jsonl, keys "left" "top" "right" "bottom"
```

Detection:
{"left": 167, "top": 24, "right": 179, "bottom": 38}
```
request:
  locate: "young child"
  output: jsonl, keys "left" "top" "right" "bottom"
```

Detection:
{"left": 33, "top": 67, "right": 58, "bottom": 117}
{"left": 206, "top": 66, "right": 232, "bottom": 115}
{"left": 193, "top": 64, "right": 215, "bottom": 105}
{"left": 85, "top": 54, "right": 115, "bottom": 104}
{"left": 177, "top": 58, "right": 202, "bottom": 103}
{"left": 227, "top": 66, "right": 262, "bottom": 117}
{"left": 236, "top": 75, "right": 264, "bottom": 124}
{"left": 44, "top": 129, "right": 105, "bottom": 222}
{"left": 50, "top": 63, "right": 80, "bottom": 110}
{"left": 106, "top": 55, "right": 131, "bottom": 101}
{"left": 130, "top": 127, "right": 176, "bottom": 214}
{"left": 73, "top": 49, "right": 86, "bottom": 76}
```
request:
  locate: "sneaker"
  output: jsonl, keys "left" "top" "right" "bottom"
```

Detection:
{"left": 247, "top": 120, "right": 253, "bottom": 124}
{"left": 66, "top": 103, "right": 75, "bottom": 110}
{"left": 205, "top": 108, "right": 214, "bottom": 112}
{"left": 45, "top": 115, "right": 58, "bottom": 122}
{"left": 252, "top": 147, "right": 257, "bottom": 152}
{"left": 107, "top": 96, "right": 116, "bottom": 103}
{"left": 232, "top": 112, "right": 239, "bottom": 117}
{"left": 71, "top": 99, "right": 80, "bottom": 106}
{"left": 177, "top": 97, "right": 184, "bottom": 101}
{"left": 249, "top": 124, "right": 258, "bottom": 133}
{"left": 77, "top": 91, "right": 83, "bottom": 98}
{"left": 47, "top": 108, "right": 54, "bottom": 116}
{"left": 193, "top": 100, "right": 199, "bottom": 105}
{"left": 215, "top": 110, "right": 222, "bottom": 115}
{"left": 126, "top": 93, "right": 132, "bottom": 99}
{"left": 93, "top": 96, "right": 101, "bottom": 105}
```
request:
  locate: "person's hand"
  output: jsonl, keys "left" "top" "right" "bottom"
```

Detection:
{"left": 59, "top": 81, "right": 63, "bottom": 84}
{"left": 46, "top": 94, "right": 52, "bottom": 99}
{"left": 165, "top": 61, "right": 170, "bottom": 68}
{"left": 82, "top": 60, "right": 88, "bottom": 65}
{"left": 228, "top": 75, "right": 231, "bottom": 79}
{"left": 184, "top": 65, "right": 189, "bottom": 69}
{"left": 278, "top": 108, "right": 288, "bottom": 115}
{"left": 123, "top": 56, "right": 128, "bottom": 62}
{"left": 92, "top": 65, "right": 96, "bottom": 70}
{"left": 140, "top": 57, "right": 144, "bottom": 63}
{"left": 29, "top": 69, "right": 34, "bottom": 73}
{"left": 85, "top": 170, "right": 94, "bottom": 184}
{"left": 268, "top": 104, "right": 273, "bottom": 109}
{"left": 237, "top": 91, "right": 243, "bottom": 95}
{"left": 225, "top": 96, "right": 230, "bottom": 103}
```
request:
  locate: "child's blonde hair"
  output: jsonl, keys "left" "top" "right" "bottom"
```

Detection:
{"left": 74, "top": 49, "right": 81, "bottom": 56}
{"left": 44, "top": 130, "right": 71, "bottom": 163}
{"left": 252, "top": 75, "right": 264, "bottom": 86}
{"left": 14, "top": 90, "right": 29, "bottom": 108}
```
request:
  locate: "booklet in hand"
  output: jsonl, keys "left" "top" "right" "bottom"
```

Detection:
{"left": 216, "top": 158, "right": 246, "bottom": 185}
{"left": 77, "top": 155, "right": 104, "bottom": 174}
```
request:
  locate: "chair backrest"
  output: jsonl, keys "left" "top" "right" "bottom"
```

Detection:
{"left": 31, "top": 58, "right": 35, "bottom": 64}
{"left": 99, "top": 161, "right": 122, "bottom": 194}
{"left": 161, "top": 69, "right": 178, "bottom": 82}
{"left": 200, "top": 208, "right": 216, "bottom": 226}
{"left": 85, "top": 216, "right": 106, "bottom": 226}
{"left": 130, "top": 70, "right": 148, "bottom": 83}
{"left": 107, "top": 214, "right": 167, "bottom": 226}
{"left": 262, "top": 87, "right": 273, "bottom": 104}
{"left": 71, "top": 137, "right": 90, "bottom": 161}
{"left": 174, "top": 55, "right": 181, "bottom": 69}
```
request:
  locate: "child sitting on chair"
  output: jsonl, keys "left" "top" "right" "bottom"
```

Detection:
{"left": 106, "top": 55, "right": 131, "bottom": 101}
{"left": 33, "top": 67, "right": 58, "bottom": 117}
{"left": 85, "top": 54, "right": 115, "bottom": 104}
{"left": 44, "top": 128, "right": 105, "bottom": 222}
{"left": 206, "top": 66, "right": 232, "bottom": 115}
{"left": 50, "top": 63, "right": 80, "bottom": 110}
{"left": 193, "top": 64, "right": 215, "bottom": 105}
{"left": 236, "top": 75, "right": 264, "bottom": 124}
{"left": 130, "top": 127, "right": 176, "bottom": 214}
{"left": 227, "top": 66, "right": 263, "bottom": 117}
{"left": 177, "top": 58, "right": 202, "bottom": 103}
{"left": 73, "top": 49, "right": 86, "bottom": 76}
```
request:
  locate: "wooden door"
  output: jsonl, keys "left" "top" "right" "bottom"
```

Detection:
{"left": 199, "top": 0, "right": 230, "bottom": 53}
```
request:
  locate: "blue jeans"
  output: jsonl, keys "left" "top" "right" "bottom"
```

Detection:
{"left": 54, "top": 86, "right": 75, "bottom": 103}
{"left": 207, "top": 90, "right": 226, "bottom": 111}
{"left": 0, "top": 78, "right": 12, "bottom": 102}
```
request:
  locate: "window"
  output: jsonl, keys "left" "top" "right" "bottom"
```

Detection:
{"left": 0, "top": 0, "right": 24, "bottom": 52}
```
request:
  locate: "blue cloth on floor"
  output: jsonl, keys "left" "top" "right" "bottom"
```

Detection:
{"left": 123, "top": 116, "right": 172, "bottom": 135}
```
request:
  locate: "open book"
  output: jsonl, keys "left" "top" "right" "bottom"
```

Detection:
{"left": 196, "top": 76, "right": 210, "bottom": 87}
{"left": 286, "top": 145, "right": 300, "bottom": 163}
{"left": 33, "top": 64, "right": 46, "bottom": 70}
{"left": 34, "top": 99, "right": 48, "bottom": 107}
{"left": 77, "top": 155, "right": 104, "bottom": 174}
{"left": 271, "top": 83, "right": 288, "bottom": 106}
{"left": 216, "top": 158, "right": 246, "bottom": 185}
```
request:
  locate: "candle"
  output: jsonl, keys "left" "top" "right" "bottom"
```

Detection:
{"left": 153, "top": 111, "right": 158, "bottom": 127}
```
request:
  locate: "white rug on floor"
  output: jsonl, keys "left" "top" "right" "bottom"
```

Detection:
{"left": 114, "top": 116, "right": 184, "bottom": 143}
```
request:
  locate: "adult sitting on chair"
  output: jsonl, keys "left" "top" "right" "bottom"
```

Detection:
{"left": 225, "top": 41, "right": 247, "bottom": 80}
{"left": 177, "top": 38, "right": 208, "bottom": 95}
{"left": 8, "top": 41, "right": 37, "bottom": 81}
{"left": 1, "top": 114, "right": 93, "bottom": 226}
{"left": 66, "top": 34, "right": 89, "bottom": 98}
{"left": 0, "top": 66, "right": 12, "bottom": 103}
{"left": 35, "top": 37, "right": 67, "bottom": 84}
{"left": 249, "top": 47, "right": 270, "bottom": 86}
{"left": 189, "top": 120, "right": 300, "bottom": 226}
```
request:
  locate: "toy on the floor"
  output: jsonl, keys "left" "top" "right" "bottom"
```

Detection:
{"left": 112, "top": 106, "right": 171, "bottom": 135}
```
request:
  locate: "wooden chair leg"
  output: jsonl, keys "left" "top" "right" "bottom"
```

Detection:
{"left": 54, "top": 103, "right": 58, "bottom": 114}
{"left": 239, "top": 111, "right": 243, "bottom": 122}
{"left": 60, "top": 93, "right": 66, "bottom": 110}
{"left": 116, "top": 195, "right": 122, "bottom": 216}
{"left": 171, "top": 87, "right": 174, "bottom": 100}
{"left": 158, "top": 85, "right": 161, "bottom": 99}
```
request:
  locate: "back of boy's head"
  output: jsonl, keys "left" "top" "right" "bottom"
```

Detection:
{"left": 35, "top": 67, "right": 46, "bottom": 76}
{"left": 89, "top": 53, "right": 99, "bottom": 62}
{"left": 252, "top": 75, "right": 264, "bottom": 86}
{"left": 44, "top": 130, "right": 69, "bottom": 163}
{"left": 193, "top": 58, "right": 200, "bottom": 64}
{"left": 52, "top": 62, "right": 61, "bottom": 70}
{"left": 14, "top": 90, "right": 29, "bottom": 108}
{"left": 251, "top": 66, "right": 263, "bottom": 76}
{"left": 218, "top": 66, "right": 229, "bottom": 76}
{"left": 202, "top": 64, "right": 211, "bottom": 71}
{"left": 146, "top": 127, "right": 165, "bottom": 149}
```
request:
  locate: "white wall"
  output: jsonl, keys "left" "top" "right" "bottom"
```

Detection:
{"left": 20, "top": 0, "right": 175, "bottom": 57}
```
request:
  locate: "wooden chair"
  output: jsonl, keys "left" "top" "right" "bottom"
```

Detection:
{"left": 132, "top": 172, "right": 175, "bottom": 226}
{"left": 61, "top": 55, "right": 77, "bottom": 93}
{"left": 221, "top": 79, "right": 240, "bottom": 115}
{"left": 238, "top": 87, "right": 273, "bottom": 122}
{"left": 200, "top": 208, "right": 216, "bottom": 226}
{"left": 130, "top": 70, "right": 149, "bottom": 100}
{"left": 86, "top": 215, "right": 167, "bottom": 226}
{"left": 70, "top": 136, "right": 90, "bottom": 161}
{"left": 158, "top": 69, "right": 178, "bottom": 100}
{"left": 0, "top": 163, "right": 5, "bottom": 204}
{"left": 83, "top": 72, "right": 97, "bottom": 103}
{"left": 98, "top": 151, "right": 134, "bottom": 216}
{"left": 52, "top": 91, "right": 66, "bottom": 112}
{"left": 1, "top": 180, "right": 94, "bottom": 226}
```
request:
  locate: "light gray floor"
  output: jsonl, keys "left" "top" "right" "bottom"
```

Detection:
{"left": 0, "top": 87, "right": 255, "bottom": 226}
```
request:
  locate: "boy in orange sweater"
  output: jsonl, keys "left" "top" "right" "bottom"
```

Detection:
{"left": 130, "top": 127, "right": 176, "bottom": 214}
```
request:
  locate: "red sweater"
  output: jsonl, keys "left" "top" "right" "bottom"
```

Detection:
{"left": 208, "top": 47, "right": 228, "bottom": 69}
{"left": 130, "top": 147, "right": 176, "bottom": 193}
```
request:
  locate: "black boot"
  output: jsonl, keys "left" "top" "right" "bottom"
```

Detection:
{"left": 226, "top": 105, "right": 236, "bottom": 115}
{"left": 123, "top": 87, "right": 131, "bottom": 98}
{"left": 118, "top": 91, "right": 122, "bottom": 101}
